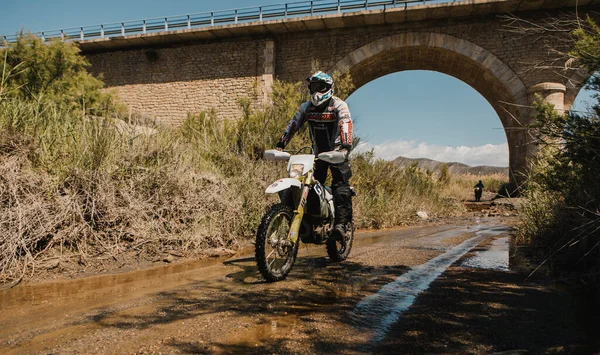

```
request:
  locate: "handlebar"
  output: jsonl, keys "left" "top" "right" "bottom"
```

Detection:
{"left": 317, "top": 151, "right": 346, "bottom": 164}
{"left": 263, "top": 149, "right": 347, "bottom": 165}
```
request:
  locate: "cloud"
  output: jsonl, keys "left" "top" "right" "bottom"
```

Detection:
{"left": 353, "top": 140, "right": 509, "bottom": 167}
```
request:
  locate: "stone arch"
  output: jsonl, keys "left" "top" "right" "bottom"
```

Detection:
{"left": 329, "top": 32, "right": 530, "bottom": 190}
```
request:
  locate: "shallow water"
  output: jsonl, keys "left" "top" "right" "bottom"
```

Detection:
{"left": 1, "top": 222, "right": 514, "bottom": 353}
{"left": 351, "top": 225, "right": 508, "bottom": 344}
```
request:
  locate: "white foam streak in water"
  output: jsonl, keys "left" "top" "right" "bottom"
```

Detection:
{"left": 352, "top": 233, "right": 488, "bottom": 343}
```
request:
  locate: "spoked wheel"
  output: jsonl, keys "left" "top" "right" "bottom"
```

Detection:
{"left": 326, "top": 222, "right": 354, "bottom": 262}
{"left": 255, "top": 204, "right": 299, "bottom": 282}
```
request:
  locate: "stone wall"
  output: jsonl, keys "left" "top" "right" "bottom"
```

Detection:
{"left": 86, "top": 38, "right": 273, "bottom": 125}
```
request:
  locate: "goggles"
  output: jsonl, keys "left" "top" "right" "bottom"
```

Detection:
{"left": 309, "top": 82, "right": 330, "bottom": 93}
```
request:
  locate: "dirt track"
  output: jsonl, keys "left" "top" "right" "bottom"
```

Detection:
{"left": 1, "top": 217, "right": 597, "bottom": 354}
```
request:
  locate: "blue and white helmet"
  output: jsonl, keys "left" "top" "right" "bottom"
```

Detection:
{"left": 307, "top": 71, "right": 334, "bottom": 106}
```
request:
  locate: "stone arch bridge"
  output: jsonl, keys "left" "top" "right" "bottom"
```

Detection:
{"left": 81, "top": 0, "right": 596, "bottom": 188}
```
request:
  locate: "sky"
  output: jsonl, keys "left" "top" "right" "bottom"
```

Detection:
{"left": 1, "top": 0, "right": 594, "bottom": 167}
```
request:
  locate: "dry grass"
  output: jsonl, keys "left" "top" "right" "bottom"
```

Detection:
{"left": 0, "top": 46, "right": 493, "bottom": 284}
{"left": 0, "top": 98, "right": 287, "bottom": 284}
{"left": 0, "top": 96, "right": 511, "bottom": 284}
{"left": 441, "top": 173, "right": 509, "bottom": 202}
{"left": 1, "top": 99, "right": 512, "bottom": 285}
{"left": 350, "top": 152, "right": 488, "bottom": 229}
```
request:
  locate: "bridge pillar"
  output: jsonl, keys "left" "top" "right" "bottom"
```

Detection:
{"left": 258, "top": 40, "right": 275, "bottom": 109}
{"left": 527, "top": 82, "right": 567, "bottom": 114}
{"left": 506, "top": 82, "right": 567, "bottom": 193}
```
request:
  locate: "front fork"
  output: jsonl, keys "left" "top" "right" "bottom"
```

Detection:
{"left": 287, "top": 173, "right": 313, "bottom": 244}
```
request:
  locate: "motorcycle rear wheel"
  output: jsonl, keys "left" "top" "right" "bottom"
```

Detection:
{"left": 326, "top": 223, "right": 354, "bottom": 262}
{"left": 255, "top": 204, "right": 299, "bottom": 282}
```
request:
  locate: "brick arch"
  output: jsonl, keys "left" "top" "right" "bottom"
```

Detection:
{"left": 329, "top": 32, "right": 529, "bottom": 189}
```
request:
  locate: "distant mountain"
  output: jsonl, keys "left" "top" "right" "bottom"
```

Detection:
{"left": 392, "top": 156, "right": 508, "bottom": 176}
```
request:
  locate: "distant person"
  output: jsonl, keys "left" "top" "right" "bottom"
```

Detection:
{"left": 474, "top": 180, "right": 484, "bottom": 202}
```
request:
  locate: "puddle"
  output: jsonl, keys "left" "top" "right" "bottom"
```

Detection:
{"left": 351, "top": 226, "right": 507, "bottom": 344}
{"left": 222, "top": 314, "right": 300, "bottom": 349}
{"left": 0, "top": 252, "right": 246, "bottom": 309}
{"left": 460, "top": 237, "right": 509, "bottom": 271}
{"left": 0, "top": 251, "right": 263, "bottom": 345}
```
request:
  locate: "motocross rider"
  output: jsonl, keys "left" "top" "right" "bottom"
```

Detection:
{"left": 474, "top": 180, "right": 484, "bottom": 202}
{"left": 276, "top": 71, "right": 353, "bottom": 240}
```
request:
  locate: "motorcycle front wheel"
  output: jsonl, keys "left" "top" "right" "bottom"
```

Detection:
{"left": 326, "top": 222, "right": 354, "bottom": 262}
{"left": 255, "top": 204, "right": 299, "bottom": 282}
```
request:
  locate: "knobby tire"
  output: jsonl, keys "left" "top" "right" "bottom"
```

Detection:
{"left": 326, "top": 223, "right": 354, "bottom": 262}
{"left": 255, "top": 204, "right": 299, "bottom": 282}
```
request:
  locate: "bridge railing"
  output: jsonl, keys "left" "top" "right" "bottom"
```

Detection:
{"left": 1, "top": 0, "right": 462, "bottom": 44}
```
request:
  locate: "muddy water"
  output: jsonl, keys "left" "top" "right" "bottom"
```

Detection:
{"left": 0, "top": 220, "right": 513, "bottom": 354}
{"left": 351, "top": 225, "right": 509, "bottom": 344}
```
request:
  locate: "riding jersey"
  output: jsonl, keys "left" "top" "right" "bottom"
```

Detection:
{"left": 278, "top": 96, "right": 353, "bottom": 154}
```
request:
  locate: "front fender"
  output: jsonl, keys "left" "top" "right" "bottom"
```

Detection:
{"left": 265, "top": 178, "right": 301, "bottom": 194}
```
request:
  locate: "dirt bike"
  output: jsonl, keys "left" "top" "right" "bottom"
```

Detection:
{"left": 255, "top": 147, "right": 355, "bottom": 282}
{"left": 474, "top": 186, "right": 483, "bottom": 202}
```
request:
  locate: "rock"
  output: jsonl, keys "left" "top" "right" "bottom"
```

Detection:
{"left": 417, "top": 211, "right": 429, "bottom": 220}
{"left": 163, "top": 255, "right": 175, "bottom": 263}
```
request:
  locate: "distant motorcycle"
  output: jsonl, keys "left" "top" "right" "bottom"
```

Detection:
{"left": 255, "top": 147, "right": 354, "bottom": 282}
{"left": 474, "top": 186, "right": 483, "bottom": 202}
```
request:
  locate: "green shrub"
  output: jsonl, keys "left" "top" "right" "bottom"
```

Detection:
{"left": 518, "top": 101, "right": 600, "bottom": 280}
{"left": 0, "top": 34, "right": 121, "bottom": 114}
{"left": 515, "top": 16, "right": 600, "bottom": 282}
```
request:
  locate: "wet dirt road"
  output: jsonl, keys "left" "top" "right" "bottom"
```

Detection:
{"left": 0, "top": 219, "right": 529, "bottom": 354}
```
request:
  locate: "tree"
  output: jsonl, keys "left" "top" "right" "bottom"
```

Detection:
{"left": 517, "top": 15, "right": 600, "bottom": 282}
{"left": 0, "top": 33, "right": 115, "bottom": 113}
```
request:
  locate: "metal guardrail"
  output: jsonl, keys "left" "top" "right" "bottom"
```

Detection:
{"left": 1, "top": 0, "right": 462, "bottom": 43}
